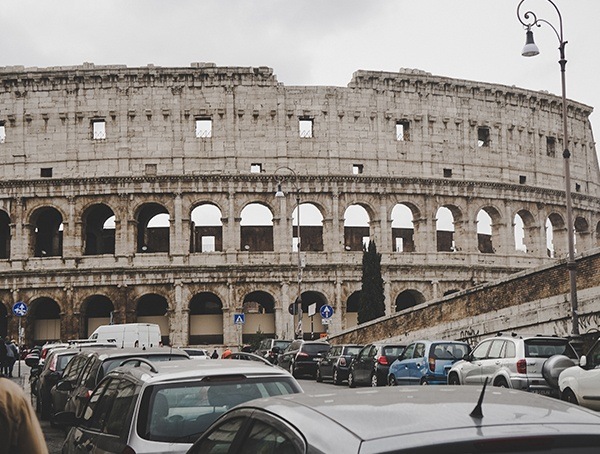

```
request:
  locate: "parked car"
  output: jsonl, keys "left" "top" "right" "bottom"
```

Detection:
{"left": 348, "top": 342, "right": 405, "bottom": 387}
{"left": 316, "top": 344, "right": 363, "bottom": 385}
{"left": 33, "top": 348, "right": 77, "bottom": 420}
{"left": 255, "top": 338, "right": 292, "bottom": 359}
{"left": 388, "top": 340, "right": 470, "bottom": 386}
{"left": 227, "top": 351, "right": 276, "bottom": 366}
{"left": 57, "top": 358, "right": 303, "bottom": 454}
{"left": 27, "top": 342, "right": 69, "bottom": 405}
{"left": 59, "top": 347, "right": 190, "bottom": 417}
{"left": 187, "top": 386, "right": 600, "bottom": 454}
{"left": 51, "top": 350, "right": 97, "bottom": 417}
{"left": 447, "top": 332, "right": 578, "bottom": 397}
{"left": 277, "top": 340, "right": 330, "bottom": 378}
{"left": 183, "top": 348, "right": 211, "bottom": 359}
{"left": 559, "top": 337, "right": 600, "bottom": 410}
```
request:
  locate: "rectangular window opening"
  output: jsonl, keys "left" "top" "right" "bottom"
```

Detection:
{"left": 195, "top": 118, "right": 212, "bottom": 138}
{"left": 362, "top": 237, "right": 370, "bottom": 249}
{"left": 0, "top": 123, "right": 5, "bottom": 143}
{"left": 40, "top": 167, "right": 53, "bottom": 178}
{"left": 250, "top": 163, "right": 262, "bottom": 173}
{"left": 299, "top": 118, "right": 313, "bottom": 138}
{"left": 92, "top": 120, "right": 106, "bottom": 140}
{"left": 519, "top": 175, "right": 527, "bottom": 185}
{"left": 201, "top": 236, "right": 216, "bottom": 252}
{"left": 396, "top": 120, "right": 410, "bottom": 141}
{"left": 477, "top": 127, "right": 490, "bottom": 147}
{"left": 546, "top": 137, "right": 556, "bottom": 157}
{"left": 395, "top": 237, "right": 404, "bottom": 252}
{"left": 575, "top": 183, "right": 581, "bottom": 192}
{"left": 353, "top": 164, "right": 364, "bottom": 175}
{"left": 443, "top": 168, "right": 452, "bottom": 178}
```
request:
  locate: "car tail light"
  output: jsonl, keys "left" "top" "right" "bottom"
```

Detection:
{"left": 428, "top": 357, "right": 436, "bottom": 372}
{"left": 41, "top": 348, "right": 49, "bottom": 360}
{"left": 121, "top": 446, "right": 136, "bottom": 454}
{"left": 377, "top": 356, "right": 388, "bottom": 366}
{"left": 339, "top": 357, "right": 347, "bottom": 367}
{"left": 85, "top": 389, "right": 94, "bottom": 400}
{"left": 296, "top": 352, "right": 309, "bottom": 359}
{"left": 517, "top": 359, "right": 527, "bottom": 374}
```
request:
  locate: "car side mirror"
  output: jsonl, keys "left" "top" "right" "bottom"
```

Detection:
{"left": 25, "top": 355, "right": 40, "bottom": 368}
{"left": 52, "top": 411, "right": 79, "bottom": 427}
{"left": 462, "top": 353, "right": 471, "bottom": 361}
{"left": 579, "top": 355, "right": 587, "bottom": 368}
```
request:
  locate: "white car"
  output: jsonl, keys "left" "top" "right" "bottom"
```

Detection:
{"left": 559, "top": 338, "right": 600, "bottom": 410}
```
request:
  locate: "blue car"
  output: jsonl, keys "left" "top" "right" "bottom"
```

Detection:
{"left": 387, "top": 340, "right": 470, "bottom": 386}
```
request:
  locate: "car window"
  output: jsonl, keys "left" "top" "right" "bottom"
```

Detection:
{"left": 302, "top": 344, "right": 329, "bottom": 355}
{"left": 63, "top": 355, "right": 88, "bottom": 381}
{"left": 57, "top": 353, "right": 76, "bottom": 372}
{"left": 503, "top": 341, "right": 516, "bottom": 358}
{"left": 81, "top": 358, "right": 102, "bottom": 389}
{"left": 402, "top": 344, "right": 415, "bottom": 361}
{"left": 103, "top": 379, "right": 138, "bottom": 437}
{"left": 81, "top": 377, "right": 113, "bottom": 430}
{"left": 471, "top": 341, "right": 492, "bottom": 360}
{"left": 344, "top": 346, "right": 362, "bottom": 357}
{"left": 138, "top": 377, "right": 300, "bottom": 443}
{"left": 357, "top": 346, "right": 371, "bottom": 360}
{"left": 413, "top": 343, "right": 426, "bottom": 359}
{"left": 188, "top": 417, "right": 246, "bottom": 454}
{"left": 488, "top": 340, "right": 505, "bottom": 359}
{"left": 274, "top": 341, "right": 291, "bottom": 351}
{"left": 524, "top": 339, "right": 578, "bottom": 359}
{"left": 239, "top": 419, "right": 300, "bottom": 454}
{"left": 431, "top": 343, "right": 468, "bottom": 360}
{"left": 382, "top": 345, "right": 405, "bottom": 359}
{"left": 587, "top": 341, "right": 600, "bottom": 368}
{"left": 368, "top": 346, "right": 377, "bottom": 359}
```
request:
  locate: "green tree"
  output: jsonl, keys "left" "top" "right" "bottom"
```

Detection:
{"left": 358, "top": 240, "right": 386, "bottom": 324}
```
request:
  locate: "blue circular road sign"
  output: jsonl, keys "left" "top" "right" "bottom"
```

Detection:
{"left": 320, "top": 304, "right": 334, "bottom": 319}
{"left": 12, "top": 302, "right": 28, "bottom": 317}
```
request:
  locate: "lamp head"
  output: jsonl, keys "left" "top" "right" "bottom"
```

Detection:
{"left": 275, "top": 182, "right": 285, "bottom": 198}
{"left": 522, "top": 28, "right": 540, "bottom": 57}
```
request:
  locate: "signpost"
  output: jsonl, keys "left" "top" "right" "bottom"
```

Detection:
{"left": 234, "top": 313, "right": 245, "bottom": 349}
{"left": 319, "top": 304, "right": 333, "bottom": 338}
{"left": 12, "top": 302, "right": 27, "bottom": 378}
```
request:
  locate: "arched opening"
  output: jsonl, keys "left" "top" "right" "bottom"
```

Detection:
{"left": 191, "top": 203, "right": 223, "bottom": 253}
{"left": 547, "top": 213, "right": 566, "bottom": 258}
{"left": 344, "top": 204, "right": 370, "bottom": 251}
{"left": 514, "top": 209, "right": 536, "bottom": 253}
{"left": 82, "top": 295, "right": 114, "bottom": 337}
{"left": 31, "top": 207, "right": 63, "bottom": 257}
{"left": 391, "top": 203, "right": 415, "bottom": 252}
{"left": 346, "top": 291, "right": 361, "bottom": 329}
{"left": 436, "top": 206, "right": 455, "bottom": 252}
{"left": 137, "top": 203, "right": 170, "bottom": 253}
{"left": 28, "top": 297, "right": 61, "bottom": 345}
{"left": 189, "top": 293, "right": 223, "bottom": 345}
{"left": 293, "top": 203, "right": 324, "bottom": 251}
{"left": 137, "top": 294, "right": 169, "bottom": 345}
{"left": 240, "top": 203, "right": 274, "bottom": 252}
{"left": 574, "top": 216, "right": 589, "bottom": 254}
{"left": 83, "top": 204, "right": 115, "bottom": 255}
{"left": 0, "top": 210, "right": 10, "bottom": 259}
{"left": 395, "top": 289, "right": 425, "bottom": 312}
{"left": 476, "top": 209, "right": 493, "bottom": 253}
{"left": 242, "top": 291, "right": 275, "bottom": 343}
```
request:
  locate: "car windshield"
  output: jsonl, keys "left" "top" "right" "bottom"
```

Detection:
{"left": 302, "top": 344, "right": 330, "bottom": 355}
{"left": 524, "top": 339, "right": 578, "bottom": 359}
{"left": 344, "top": 346, "right": 363, "bottom": 356}
{"left": 274, "top": 340, "right": 291, "bottom": 350}
{"left": 138, "top": 377, "right": 300, "bottom": 443}
{"left": 382, "top": 346, "right": 404, "bottom": 358}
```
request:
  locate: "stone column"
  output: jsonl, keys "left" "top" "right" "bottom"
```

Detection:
{"left": 378, "top": 201, "right": 391, "bottom": 252}
{"left": 171, "top": 193, "right": 186, "bottom": 259}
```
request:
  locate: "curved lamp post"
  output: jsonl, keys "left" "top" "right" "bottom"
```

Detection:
{"left": 517, "top": 0, "right": 579, "bottom": 337}
{"left": 274, "top": 166, "right": 303, "bottom": 339}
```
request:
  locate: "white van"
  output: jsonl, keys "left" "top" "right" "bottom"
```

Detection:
{"left": 88, "top": 323, "right": 162, "bottom": 348}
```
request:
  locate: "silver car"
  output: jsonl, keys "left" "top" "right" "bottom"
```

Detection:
{"left": 57, "top": 358, "right": 302, "bottom": 454}
{"left": 447, "top": 333, "right": 578, "bottom": 396}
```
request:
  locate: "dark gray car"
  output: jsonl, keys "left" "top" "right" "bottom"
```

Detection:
{"left": 316, "top": 344, "right": 363, "bottom": 385}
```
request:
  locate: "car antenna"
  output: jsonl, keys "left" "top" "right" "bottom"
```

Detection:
{"left": 469, "top": 377, "right": 489, "bottom": 419}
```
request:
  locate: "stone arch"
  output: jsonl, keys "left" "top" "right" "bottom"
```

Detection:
{"left": 299, "top": 290, "right": 328, "bottom": 340}
{"left": 476, "top": 206, "right": 501, "bottom": 254}
{"left": 242, "top": 291, "right": 276, "bottom": 342}
{"left": 136, "top": 293, "right": 169, "bottom": 345}
{"left": 190, "top": 203, "right": 223, "bottom": 253}
{"left": 30, "top": 206, "right": 64, "bottom": 257}
{"left": 189, "top": 292, "right": 223, "bottom": 345}
{"left": 136, "top": 203, "right": 170, "bottom": 253}
{"left": 395, "top": 289, "right": 425, "bottom": 312}
{"left": 28, "top": 297, "right": 61, "bottom": 344}
{"left": 81, "top": 294, "right": 115, "bottom": 338}
{"left": 346, "top": 291, "right": 361, "bottom": 329}
{"left": 436, "top": 205, "right": 459, "bottom": 252}
{"left": 344, "top": 204, "right": 371, "bottom": 251}
{"left": 294, "top": 203, "right": 324, "bottom": 252}
{"left": 240, "top": 203, "right": 274, "bottom": 252}
{"left": 574, "top": 216, "right": 590, "bottom": 253}
{"left": 391, "top": 203, "right": 417, "bottom": 252}
{"left": 82, "top": 203, "right": 115, "bottom": 255}
{"left": 547, "top": 212, "right": 566, "bottom": 258}
{"left": 0, "top": 209, "right": 10, "bottom": 259}
{"left": 514, "top": 209, "right": 537, "bottom": 253}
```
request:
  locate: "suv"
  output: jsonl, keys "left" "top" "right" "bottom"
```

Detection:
{"left": 59, "top": 347, "right": 189, "bottom": 417}
{"left": 316, "top": 344, "right": 363, "bottom": 385}
{"left": 256, "top": 338, "right": 292, "bottom": 359}
{"left": 447, "top": 333, "right": 578, "bottom": 397}
{"left": 277, "top": 340, "right": 330, "bottom": 378}
{"left": 348, "top": 342, "right": 405, "bottom": 387}
{"left": 559, "top": 337, "right": 600, "bottom": 410}
{"left": 58, "top": 358, "right": 302, "bottom": 454}
{"left": 387, "top": 340, "right": 470, "bottom": 386}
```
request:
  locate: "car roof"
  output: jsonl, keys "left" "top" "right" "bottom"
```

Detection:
{"left": 86, "top": 347, "right": 189, "bottom": 360}
{"left": 230, "top": 386, "right": 600, "bottom": 450}
{"left": 108, "top": 358, "right": 295, "bottom": 385}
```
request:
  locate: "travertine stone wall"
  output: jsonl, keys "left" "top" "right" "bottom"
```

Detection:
{"left": 0, "top": 63, "right": 598, "bottom": 346}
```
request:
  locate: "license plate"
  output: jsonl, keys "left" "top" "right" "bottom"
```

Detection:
{"left": 313, "top": 358, "right": 320, "bottom": 361}
{"left": 531, "top": 389, "right": 553, "bottom": 396}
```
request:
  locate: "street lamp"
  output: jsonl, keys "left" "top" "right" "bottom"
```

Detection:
{"left": 274, "top": 166, "right": 303, "bottom": 339}
{"left": 517, "top": 0, "right": 579, "bottom": 337}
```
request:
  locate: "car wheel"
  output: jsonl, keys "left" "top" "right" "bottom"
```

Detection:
{"left": 420, "top": 378, "right": 428, "bottom": 385}
{"left": 494, "top": 377, "right": 509, "bottom": 388}
{"left": 316, "top": 368, "right": 323, "bottom": 383}
{"left": 561, "top": 388, "right": 579, "bottom": 405}
{"left": 333, "top": 369, "right": 341, "bottom": 385}
{"left": 388, "top": 375, "right": 397, "bottom": 386}
{"left": 348, "top": 371, "right": 356, "bottom": 388}
{"left": 371, "top": 373, "right": 379, "bottom": 387}
{"left": 448, "top": 374, "right": 460, "bottom": 385}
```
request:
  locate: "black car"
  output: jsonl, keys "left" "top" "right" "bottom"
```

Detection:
{"left": 348, "top": 342, "right": 405, "bottom": 387}
{"left": 316, "top": 344, "right": 363, "bottom": 385}
{"left": 278, "top": 340, "right": 330, "bottom": 378}
{"left": 51, "top": 350, "right": 95, "bottom": 417}
{"left": 34, "top": 348, "right": 78, "bottom": 419}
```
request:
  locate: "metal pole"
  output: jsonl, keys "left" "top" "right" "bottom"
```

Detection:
{"left": 296, "top": 190, "right": 303, "bottom": 339}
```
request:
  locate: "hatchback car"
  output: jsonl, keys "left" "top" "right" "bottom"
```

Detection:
{"left": 448, "top": 332, "right": 578, "bottom": 397}
{"left": 59, "top": 347, "right": 189, "bottom": 417}
{"left": 316, "top": 344, "right": 363, "bottom": 385}
{"left": 277, "top": 340, "right": 330, "bottom": 378}
{"left": 187, "top": 386, "right": 600, "bottom": 454}
{"left": 57, "top": 359, "right": 303, "bottom": 454}
{"left": 348, "top": 342, "right": 405, "bottom": 387}
{"left": 388, "top": 340, "right": 470, "bottom": 385}
{"left": 559, "top": 337, "right": 600, "bottom": 410}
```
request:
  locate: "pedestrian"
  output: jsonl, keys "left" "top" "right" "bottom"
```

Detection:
{"left": 221, "top": 347, "right": 232, "bottom": 359}
{"left": 210, "top": 349, "right": 219, "bottom": 359}
{"left": 0, "top": 341, "right": 49, "bottom": 453}
{"left": 7, "top": 339, "right": 18, "bottom": 378}
{"left": 3, "top": 338, "right": 17, "bottom": 377}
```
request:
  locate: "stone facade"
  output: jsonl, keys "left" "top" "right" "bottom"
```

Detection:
{"left": 0, "top": 63, "right": 598, "bottom": 347}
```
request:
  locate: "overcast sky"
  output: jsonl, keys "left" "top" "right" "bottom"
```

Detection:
{"left": 1, "top": 0, "right": 599, "bottom": 150}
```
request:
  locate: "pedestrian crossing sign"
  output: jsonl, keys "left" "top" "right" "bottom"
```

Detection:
{"left": 234, "top": 313, "right": 245, "bottom": 325}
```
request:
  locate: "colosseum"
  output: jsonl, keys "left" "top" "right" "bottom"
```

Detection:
{"left": 0, "top": 62, "right": 598, "bottom": 348}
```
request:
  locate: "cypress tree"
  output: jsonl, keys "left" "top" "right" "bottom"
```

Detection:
{"left": 358, "top": 240, "right": 386, "bottom": 324}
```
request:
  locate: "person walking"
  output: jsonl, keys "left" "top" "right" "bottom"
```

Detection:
{"left": 0, "top": 341, "right": 49, "bottom": 453}
{"left": 5, "top": 339, "right": 18, "bottom": 378}
{"left": 210, "top": 349, "right": 219, "bottom": 359}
